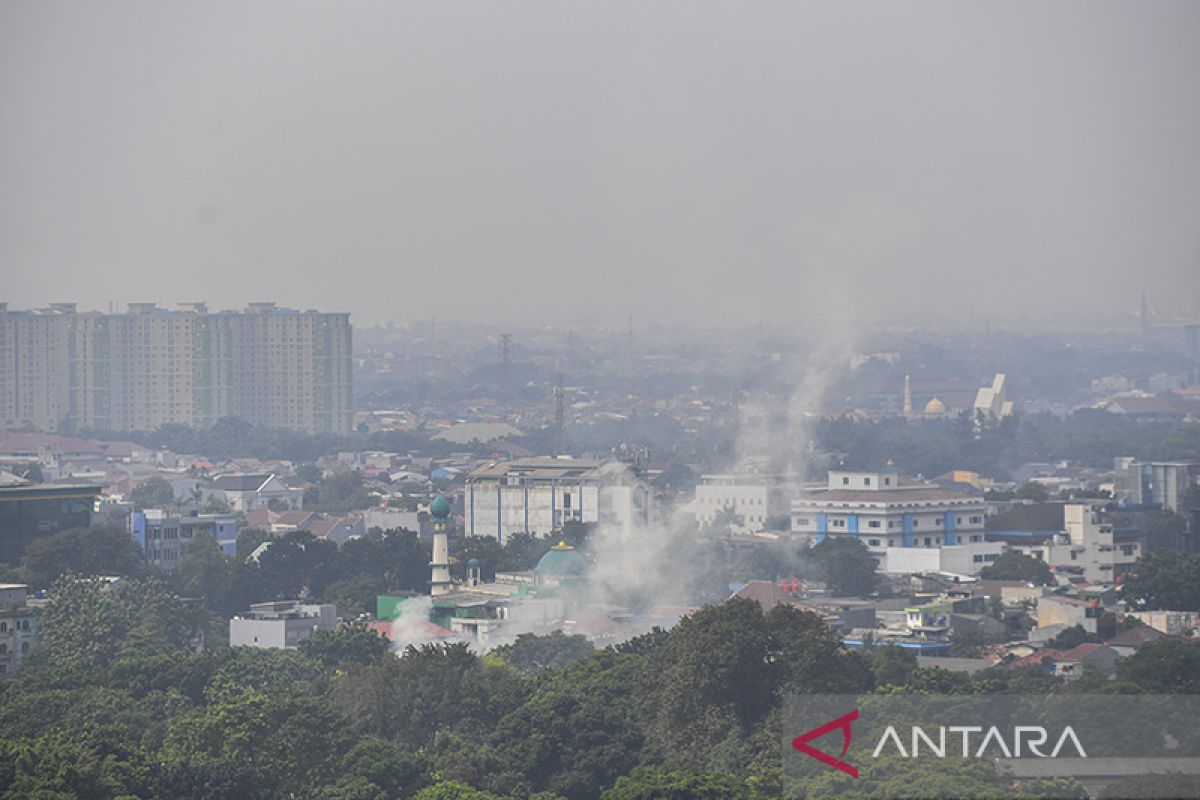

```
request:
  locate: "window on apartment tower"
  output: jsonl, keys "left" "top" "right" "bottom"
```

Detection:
{"left": 842, "top": 477, "right": 850, "bottom": 485}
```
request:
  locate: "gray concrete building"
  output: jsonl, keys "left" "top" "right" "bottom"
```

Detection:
{"left": 228, "top": 601, "right": 337, "bottom": 650}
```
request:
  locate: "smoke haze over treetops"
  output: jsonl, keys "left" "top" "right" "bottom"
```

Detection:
{"left": 2, "top": 1, "right": 1198, "bottom": 327}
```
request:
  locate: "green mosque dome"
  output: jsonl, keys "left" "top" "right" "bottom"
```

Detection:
{"left": 534, "top": 542, "right": 588, "bottom": 577}
{"left": 430, "top": 496, "right": 452, "bottom": 519}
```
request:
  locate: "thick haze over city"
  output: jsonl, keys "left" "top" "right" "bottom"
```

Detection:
{"left": 3, "top": 1, "right": 1199, "bottom": 327}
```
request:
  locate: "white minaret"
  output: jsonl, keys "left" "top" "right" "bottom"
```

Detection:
{"left": 429, "top": 496, "right": 453, "bottom": 597}
{"left": 903, "top": 374, "right": 913, "bottom": 418}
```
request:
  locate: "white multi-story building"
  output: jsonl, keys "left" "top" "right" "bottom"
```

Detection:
{"left": 691, "top": 473, "right": 794, "bottom": 530}
{"left": 464, "top": 457, "right": 654, "bottom": 543}
{"left": 985, "top": 502, "right": 1140, "bottom": 583}
{"left": 0, "top": 302, "right": 352, "bottom": 434}
{"left": 792, "top": 470, "right": 1002, "bottom": 575}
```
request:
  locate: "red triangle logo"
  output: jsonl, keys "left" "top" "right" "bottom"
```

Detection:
{"left": 791, "top": 708, "right": 859, "bottom": 778}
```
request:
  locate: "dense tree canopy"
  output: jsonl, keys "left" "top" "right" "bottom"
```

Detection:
{"left": 978, "top": 552, "right": 1055, "bottom": 586}
{"left": 24, "top": 525, "right": 146, "bottom": 589}
{"left": 809, "top": 536, "right": 878, "bottom": 596}
{"left": 1121, "top": 551, "right": 1200, "bottom": 611}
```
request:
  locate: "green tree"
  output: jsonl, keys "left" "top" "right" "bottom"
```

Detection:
{"left": 978, "top": 552, "right": 1054, "bottom": 585}
{"left": 161, "top": 693, "right": 356, "bottom": 799}
{"left": 24, "top": 525, "right": 145, "bottom": 589}
{"left": 871, "top": 644, "right": 918, "bottom": 688}
{"left": 809, "top": 536, "right": 877, "bottom": 596}
{"left": 254, "top": 531, "right": 339, "bottom": 600}
{"left": 295, "top": 464, "right": 324, "bottom": 484}
{"left": 339, "top": 737, "right": 431, "bottom": 800}
{"left": 1118, "top": 639, "right": 1200, "bottom": 694}
{"left": 177, "top": 532, "right": 236, "bottom": 612}
{"left": 1046, "top": 624, "right": 1101, "bottom": 650}
{"left": 299, "top": 622, "right": 391, "bottom": 669}
{"left": 1014, "top": 481, "right": 1051, "bottom": 502}
{"left": 26, "top": 575, "right": 201, "bottom": 677}
{"left": 489, "top": 650, "right": 643, "bottom": 799}
{"left": 412, "top": 783, "right": 503, "bottom": 800}
{"left": 1144, "top": 509, "right": 1189, "bottom": 552}
{"left": 329, "top": 642, "right": 525, "bottom": 751}
{"left": 634, "top": 599, "right": 868, "bottom": 773}
{"left": 491, "top": 631, "right": 595, "bottom": 677}
{"left": 131, "top": 476, "right": 176, "bottom": 509}
{"left": 0, "top": 735, "right": 130, "bottom": 799}
{"left": 1122, "top": 551, "right": 1200, "bottom": 611}
{"left": 601, "top": 765, "right": 752, "bottom": 800}
{"left": 236, "top": 528, "right": 271, "bottom": 561}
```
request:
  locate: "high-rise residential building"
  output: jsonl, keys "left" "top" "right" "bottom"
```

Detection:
{"left": 0, "top": 302, "right": 352, "bottom": 435}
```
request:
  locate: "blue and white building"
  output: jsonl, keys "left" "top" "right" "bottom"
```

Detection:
{"left": 129, "top": 509, "right": 238, "bottom": 572}
{"left": 791, "top": 470, "right": 1004, "bottom": 575}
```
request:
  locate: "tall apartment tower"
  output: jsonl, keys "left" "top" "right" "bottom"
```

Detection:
{"left": 0, "top": 302, "right": 352, "bottom": 435}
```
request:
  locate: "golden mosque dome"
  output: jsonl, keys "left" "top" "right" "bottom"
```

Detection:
{"left": 923, "top": 397, "right": 948, "bottom": 416}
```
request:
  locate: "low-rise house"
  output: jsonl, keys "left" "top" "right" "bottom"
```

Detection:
{"left": 1036, "top": 594, "right": 1114, "bottom": 636}
{"left": 207, "top": 473, "right": 304, "bottom": 512}
{"left": 229, "top": 601, "right": 337, "bottom": 649}
{"left": 1012, "top": 642, "right": 1121, "bottom": 678}
{"left": 1129, "top": 610, "right": 1197, "bottom": 636}
{"left": 1106, "top": 625, "right": 1166, "bottom": 657}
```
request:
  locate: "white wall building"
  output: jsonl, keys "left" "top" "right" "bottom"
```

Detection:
{"left": 792, "top": 470, "right": 997, "bottom": 574}
{"left": 464, "top": 457, "right": 654, "bottom": 543}
{"left": 229, "top": 601, "right": 337, "bottom": 650}
{"left": 691, "top": 473, "right": 794, "bottom": 529}
{"left": 986, "top": 502, "right": 1138, "bottom": 584}
{"left": 207, "top": 473, "right": 305, "bottom": 512}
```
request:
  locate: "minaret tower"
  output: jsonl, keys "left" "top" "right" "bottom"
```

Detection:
{"left": 429, "top": 495, "right": 453, "bottom": 597}
{"left": 903, "top": 374, "right": 913, "bottom": 419}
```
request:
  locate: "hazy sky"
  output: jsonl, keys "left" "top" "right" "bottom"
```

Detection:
{"left": 2, "top": 1, "right": 1198, "bottom": 327}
